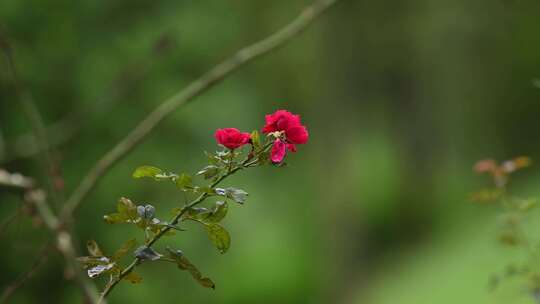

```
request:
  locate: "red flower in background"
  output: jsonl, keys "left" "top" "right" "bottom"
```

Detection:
{"left": 263, "top": 109, "right": 309, "bottom": 163}
{"left": 215, "top": 128, "right": 251, "bottom": 149}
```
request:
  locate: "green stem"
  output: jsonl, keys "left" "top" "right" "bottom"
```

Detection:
{"left": 97, "top": 146, "right": 268, "bottom": 303}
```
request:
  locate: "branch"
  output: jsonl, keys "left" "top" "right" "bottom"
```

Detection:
{"left": 0, "top": 169, "right": 100, "bottom": 302}
{"left": 1, "top": 31, "right": 64, "bottom": 204}
{"left": 0, "top": 208, "right": 21, "bottom": 239}
{"left": 61, "top": 0, "right": 339, "bottom": 221}
{"left": 0, "top": 128, "right": 6, "bottom": 161}
{"left": 0, "top": 168, "right": 35, "bottom": 190}
{"left": 97, "top": 152, "right": 264, "bottom": 303}
{"left": 0, "top": 31, "right": 175, "bottom": 164}
{"left": 0, "top": 33, "right": 101, "bottom": 303}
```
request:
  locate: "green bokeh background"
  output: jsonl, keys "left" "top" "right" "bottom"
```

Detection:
{"left": 2, "top": 0, "right": 540, "bottom": 303}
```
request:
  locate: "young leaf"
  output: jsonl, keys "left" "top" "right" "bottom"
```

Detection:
{"left": 205, "top": 201, "right": 228, "bottom": 223}
{"left": 123, "top": 271, "right": 143, "bottom": 284}
{"left": 194, "top": 186, "right": 216, "bottom": 195}
{"left": 86, "top": 240, "right": 103, "bottom": 257}
{"left": 104, "top": 198, "right": 142, "bottom": 225}
{"left": 197, "top": 165, "right": 220, "bottom": 180}
{"left": 117, "top": 197, "right": 138, "bottom": 219}
{"left": 205, "top": 224, "right": 230, "bottom": 254}
{"left": 132, "top": 165, "right": 163, "bottom": 179}
{"left": 166, "top": 247, "right": 215, "bottom": 289}
{"left": 183, "top": 207, "right": 211, "bottom": 221}
{"left": 134, "top": 246, "right": 161, "bottom": 261}
{"left": 214, "top": 188, "right": 226, "bottom": 196}
{"left": 251, "top": 130, "right": 261, "bottom": 150}
{"left": 258, "top": 150, "right": 271, "bottom": 165}
{"left": 77, "top": 256, "right": 110, "bottom": 268}
{"left": 175, "top": 173, "right": 193, "bottom": 189}
{"left": 87, "top": 263, "right": 115, "bottom": 278}
{"left": 112, "top": 239, "right": 137, "bottom": 261}
{"left": 225, "top": 187, "right": 248, "bottom": 204}
{"left": 155, "top": 172, "right": 179, "bottom": 180}
{"left": 205, "top": 151, "right": 219, "bottom": 165}
{"left": 103, "top": 213, "right": 124, "bottom": 224}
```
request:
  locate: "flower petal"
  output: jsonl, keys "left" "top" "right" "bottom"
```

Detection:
{"left": 286, "top": 143, "right": 297, "bottom": 152}
{"left": 286, "top": 125, "right": 308, "bottom": 144}
{"left": 270, "top": 139, "right": 287, "bottom": 163}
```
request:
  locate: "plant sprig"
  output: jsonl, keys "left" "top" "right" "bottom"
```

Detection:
{"left": 77, "top": 114, "right": 306, "bottom": 303}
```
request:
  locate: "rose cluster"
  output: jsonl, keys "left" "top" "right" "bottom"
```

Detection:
{"left": 214, "top": 109, "right": 309, "bottom": 163}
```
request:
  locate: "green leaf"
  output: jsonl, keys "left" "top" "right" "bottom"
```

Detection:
{"left": 86, "top": 240, "right": 103, "bottom": 257}
{"left": 112, "top": 239, "right": 137, "bottom": 261}
{"left": 103, "top": 213, "right": 124, "bottom": 224}
{"left": 155, "top": 172, "right": 179, "bottom": 180}
{"left": 132, "top": 165, "right": 163, "bottom": 179}
{"left": 166, "top": 247, "right": 215, "bottom": 289}
{"left": 197, "top": 165, "right": 220, "bottom": 180}
{"left": 123, "top": 271, "right": 143, "bottom": 284}
{"left": 194, "top": 186, "right": 216, "bottom": 195}
{"left": 117, "top": 197, "right": 138, "bottom": 221}
{"left": 184, "top": 207, "right": 211, "bottom": 220}
{"left": 205, "top": 224, "right": 230, "bottom": 254}
{"left": 183, "top": 203, "right": 227, "bottom": 224}
{"left": 205, "top": 151, "right": 219, "bottom": 165}
{"left": 175, "top": 173, "right": 193, "bottom": 189}
{"left": 258, "top": 150, "right": 271, "bottom": 165}
{"left": 225, "top": 187, "right": 248, "bottom": 204}
{"left": 205, "top": 201, "right": 228, "bottom": 223}
{"left": 145, "top": 218, "right": 177, "bottom": 236}
{"left": 250, "top": 130, "right": 261, "bottom": 150}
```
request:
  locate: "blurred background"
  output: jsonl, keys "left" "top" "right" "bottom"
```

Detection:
{"left": 2, "top": 0, "right": 540, "bottom": 303}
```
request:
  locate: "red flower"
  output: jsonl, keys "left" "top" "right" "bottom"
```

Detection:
{"left": 263, "top": 109, "right": 309, "bottom": 163}
{"left": 214, "top": 128, "right": 251, "bottom": 150}
{"left": 262, "top": 110, "right": 301, "bottom": 134}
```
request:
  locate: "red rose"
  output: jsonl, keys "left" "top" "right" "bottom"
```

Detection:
{"left": 262, "top": 110, "right": 301, "bottom": 134}
{"left": 214, "top": 128, "right": 251, "bottom": 150}
{"left": 263, "top": 109, "right": 309, "bottom": 163}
